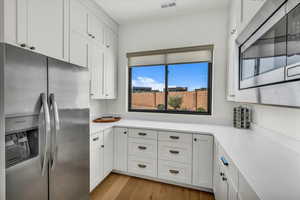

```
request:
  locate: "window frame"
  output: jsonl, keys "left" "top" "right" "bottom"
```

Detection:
{"left": 128, "top": 61, "right": 213, "bottom": 115}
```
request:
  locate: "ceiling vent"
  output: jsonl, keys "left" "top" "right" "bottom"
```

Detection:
{"left": 161, "top": 1, "right": 176, "bottom": 9}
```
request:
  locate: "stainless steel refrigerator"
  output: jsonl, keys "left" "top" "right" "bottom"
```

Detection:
{"left": 3, "top": 44, "right": 90, "bottom": 200}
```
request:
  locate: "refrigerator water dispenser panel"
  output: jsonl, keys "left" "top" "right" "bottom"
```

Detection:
{"left": 5, "top": 115, "right": 39, "bottom": 168}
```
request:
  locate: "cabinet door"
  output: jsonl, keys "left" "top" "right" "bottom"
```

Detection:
{"left": 228, "top": 179, "right": 238, "bottom": 200}
{"left": 215, "top": 162, "right": 229, "bottom": 200}
{"left": 114, "top": 128, "right": 128, "bottom": 172}
{"left": 88, "top": 13, "right": 104, "bottom": 45}
{"left": 192, "top": 135, "right": 213, "bottom": 188}
{"left": 16, "top": 0, "right": 28, "bottom": 47}
{"left": 27, "top": 0, "right": 64, "bottom": 59}
{"left": 90, "top": 133, "right": 103, "bottom": 191}
{"left": 69, "top": 31, "right": 88, "bottom": 67}
{"left": 104, "top": 32, "right": 117, "bottom": 99}
{"left": 103, "top": 128, "right": 114, "bottom": 177}
{"left": 90, "top": 44, "right": 105, "bottom": 99}
{"left": 70, "top": 0, "right": 87, "bottom": 36}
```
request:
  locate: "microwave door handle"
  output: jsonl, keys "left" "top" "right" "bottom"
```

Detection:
{"left": 41, "top": 93, "right": 51, "bottom": 176}
{"left": 50, "top": 93, "right": 60, "bottom": 170}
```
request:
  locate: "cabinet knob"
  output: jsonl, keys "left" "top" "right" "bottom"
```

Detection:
{"left": 124, "top": 131, "right": 127, "bottom": 134}
{"left": 106, "top": 45, "right": 110, "bottom": 48}
{"left": 20, "top": 43, "right": 26, "bottom": 48}
{"left": 30, "top": 46, "right": 36, "bottom": 50}
{"left": 222, "top": 177, "right": 227, "bottom": 181}
{"left": 138, "top": 164, "right": 146, "bottom": 168}
{"left": 101, "top": 145, "right": 104, "bottom": 148}
{"left": 169, "top": 169, "right": 179, "bottom": 174}
{"left": 92, "top": 35, "right": 95, "bottom": 39}
{"left": 194, "top": 138, "right": 197, "bottom": 142}
{"left": 220, "top": 172, "right": 224, "bottom": 176}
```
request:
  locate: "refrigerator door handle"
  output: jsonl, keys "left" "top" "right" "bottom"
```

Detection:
{"left": 41, "top": 93, "right": 51, "bottom": 176}
{"left": 50, "top": 93, "right": 60, "bottom": 170}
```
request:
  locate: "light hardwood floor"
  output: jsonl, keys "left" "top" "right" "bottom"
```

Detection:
{"left": 91, "top": 173, "right": 215, "bottom": 200}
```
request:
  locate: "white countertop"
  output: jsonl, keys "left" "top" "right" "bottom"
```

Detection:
{"left": 91, "top": 119, "right": 300, "bottom": 200}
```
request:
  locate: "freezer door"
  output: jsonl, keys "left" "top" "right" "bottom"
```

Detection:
{"left": 4, "top": 45, "right": 49, "bottom": 200}
{"left": 48, "top": 58, "right": 90, "bottom": 200}
{"left": 4, "top": 45, "right": 47, "bottom": 116}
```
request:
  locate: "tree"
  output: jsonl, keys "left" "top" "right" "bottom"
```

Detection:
{"left": 168, "top": 95, "right": 183, "bottom": 110}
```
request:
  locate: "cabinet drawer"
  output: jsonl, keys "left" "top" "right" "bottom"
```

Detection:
{"left": 218, "top": 146, "right": 239, "bottom": 189}
{"left": 158, "top": 141, "right": 192, "bottom": 164}
{"left": 90, "top": 133, "right": 102, "bottom": 147}
{"left": 128, "top": 156, "right": 157, "bottom": 177}
{"left": 128, "top": 138, "right": 157, "bottom": 159}
{"left": 158, "top": 131, "right": 192, "bottom": 144}
{"left": 158, "top": 160, "right": 191, "bottom": 184}
{"left": 129, "top": 128, "right": 158, "bottom": 140}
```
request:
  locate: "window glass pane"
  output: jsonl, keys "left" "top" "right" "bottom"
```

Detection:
{"left": 167, "top": 62, "right": 209, "bottom": 113}
{"left": 130, "top": 65, "right": 165, "bottom": 110}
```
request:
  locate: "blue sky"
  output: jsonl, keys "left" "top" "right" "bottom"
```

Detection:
{"left": 132, "top": 62, "right": 209, "bottom": 91}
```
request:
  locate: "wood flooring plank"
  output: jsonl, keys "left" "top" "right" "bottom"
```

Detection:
{"left": 91, "top": 173, "right": 215, "bottom": 200}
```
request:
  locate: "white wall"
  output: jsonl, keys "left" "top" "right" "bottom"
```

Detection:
{"left": 251, "top": 105, "right": 300, "bottom": 141}
{"left": 107, "top": 7, "right": 234, "bottom": 125}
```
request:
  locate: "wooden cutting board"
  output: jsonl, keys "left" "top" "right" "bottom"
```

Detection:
{"left": 93, "top": 117, "right": 121, "bottom": 123}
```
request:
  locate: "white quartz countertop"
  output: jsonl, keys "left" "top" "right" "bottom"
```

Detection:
{"left": 91, "top": 119, "right": 300, "bottom": 200}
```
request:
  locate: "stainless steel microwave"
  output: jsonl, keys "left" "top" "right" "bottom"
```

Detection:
{"left": 240, "top": 0, "right": 300, "bottom": 90}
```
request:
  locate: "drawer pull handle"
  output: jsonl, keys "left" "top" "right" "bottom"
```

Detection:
{"left": 169, "top": 169, "right": 179, "bottom": 174}
{"left": 170, "top": 136, "right": 179, "bottom": 140}
{"left": 93, "top": 137, "right": 99, "bottom": 141}
{"left": 220, "top": 156, "right": 229, "bottom": 166}
{"left": 138, "top": 132, "right": 147, "bottom": 136}
{"left": 169, "top": 150, "right": 179, "bottom": 154}
{"left": 138, "top": 146, "right": 147, "bottom": 150}
{"left": 138, "top": 164, "right": 147, "bottom": 168}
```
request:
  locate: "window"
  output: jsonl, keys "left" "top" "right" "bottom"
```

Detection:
{"left": 128, "top": 46, "right": 213, "bottom": 115}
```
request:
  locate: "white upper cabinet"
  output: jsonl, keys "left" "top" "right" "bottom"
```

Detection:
{"left": 70, "top": 0, "right": 88, "bottom": 36}
{"left": 90, "top": 43, "right": 105, "bottom": 99}
{"left": 69, "top": 0, "right": 89, "bottom": 67}
{"left": 4, "top": 0, "right": 65, "bottom": 60}
{"left": 88, "top": 13, "right": 104, "bottom": 45}
{"left": 27, "top": 0, "right": 64, "bottom": 59}
{"left": 104, "top": 27, "right": 117, "bottom": 99}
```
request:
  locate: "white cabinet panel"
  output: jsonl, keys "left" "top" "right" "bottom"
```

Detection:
{"left": 158, "top": 131, "right": 192, "bottom": 144}
{"left": 90, "top": 44, "right": 105, "bottom": 99}
{"left": 238, "top": 174, "right": 259, "bottom": 200}
{"left": 128, "top": 156, "right": 157, "bottom": 177}
{"left": 158, "top": 141, "right": 192, "bottom": 164}
{"left": 104, "top": 32, "right": 117, "bottom": 99}
{"left": 88, "top": 13, "right": 104, "bottom": 45}
{"left": 128, "top": 138, "right": 157, "bottom": 159}
{"left": 103, "top": 128, "right": 114, "bottom": 177}
{"left": 128, "top": 128, "right": 157, "bottom": 140}
{"left": 70, "top": 0, "right": 87, "bottom": 36}
{"left": 158, "top": 160, "right": 192, "bottom": 184}
{"left": 16, "top": 0, "right": 27, "bottom": 47}
{"left": 192, "top": 134, "right": 213, "bottom": 188}
{"left": 90, "top": 132, "right": 104, "bottom": 192}
{"left": 69, "top": 31, "right": 88, "bottom": 67}
{"left": 114, "top": 128, "right": 128, "bottom": 172}
{"left": 27, "top": 0, "right": 64, "bottom": 60}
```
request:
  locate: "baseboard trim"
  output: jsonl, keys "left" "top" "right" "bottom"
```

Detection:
{"left": 112, "top": 169, "right": 214, "bottom": 193}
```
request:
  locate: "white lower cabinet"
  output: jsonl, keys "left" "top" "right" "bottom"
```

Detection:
{"left": 90, "top": 132, "right": 104, "bottom": 192}
{"left": 192, "top": 134, "right": 213, "bottom": 188}
{"left": 128, "top": 156, "right": 157, "bottom": 177}
{"left": 114, "top": 127, "right": 128, "bottom": 172}
{"left": 103, "top": 128, "right": 114, "bottom": 177}
{"left": 158, "top": 160, "right": 192, "bottom": 184}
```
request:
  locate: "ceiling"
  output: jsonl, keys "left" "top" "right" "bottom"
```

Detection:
{"left": 94, "top": 0, "right": 229, "bottom": 24}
